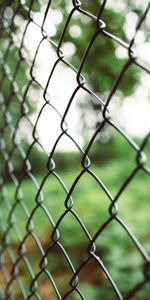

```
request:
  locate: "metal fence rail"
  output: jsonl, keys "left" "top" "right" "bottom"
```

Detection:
{"left": 0, "top": 1, "right": 150, "bottom": 299}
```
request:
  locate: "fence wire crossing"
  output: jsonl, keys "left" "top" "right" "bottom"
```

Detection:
{"left": 0, "top": 1, "right": 150, "bottom": 300}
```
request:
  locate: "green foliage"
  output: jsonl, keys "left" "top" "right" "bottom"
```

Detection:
{"left": 0, "top": 1, "right": 41, "bottom": 156}
{"left": 3, "top": 132, "right": 141, "bottom": 180}
{"left": 49, "top": 0, "right": 146, "bottom": 135}
{"left": 0, "top": 2, "right": 149, "bottom": 298}
{"left": 52, "top": 0, "right": 139, "bottom": 96}
{"left": 3, "top": 157, "right": 150, "bottom": 299}
{"left": 1, "top": 0, "right": 40, "bottom": 15}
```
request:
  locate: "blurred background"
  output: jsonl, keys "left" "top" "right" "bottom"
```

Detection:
{"left": 0, "top": 0, "right": 150, "bottom": 299}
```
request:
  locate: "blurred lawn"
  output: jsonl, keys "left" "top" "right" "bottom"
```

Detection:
{"left": 1, "top": 157, "right": 150, "bottom": 299}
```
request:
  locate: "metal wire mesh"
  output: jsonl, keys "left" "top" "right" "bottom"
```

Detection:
{"left": 0, "top": 0, "right": 150, "bottom": 299}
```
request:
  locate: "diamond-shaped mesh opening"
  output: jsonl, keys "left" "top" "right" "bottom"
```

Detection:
{"left": 0, "top": 1, "right": 150, "bottom": 300}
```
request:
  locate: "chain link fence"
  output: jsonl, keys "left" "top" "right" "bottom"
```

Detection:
{"left": 0, "top": 1, "right": 150, "bottom": 299}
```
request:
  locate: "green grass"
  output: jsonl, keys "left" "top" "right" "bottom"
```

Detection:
{"left": 0, "top": 158, "right": 150, "bottom": 299}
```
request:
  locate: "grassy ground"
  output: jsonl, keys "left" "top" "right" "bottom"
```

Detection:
{"left": 0, "top": 157, "right": 150, "bottom": 299}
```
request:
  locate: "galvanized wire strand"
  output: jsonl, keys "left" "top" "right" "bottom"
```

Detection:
{"left": 0, "top": 1, "right": 150, "bottom": 299}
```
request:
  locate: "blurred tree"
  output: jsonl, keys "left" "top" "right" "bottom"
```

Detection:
{"left": 0, "top": 1, "right": 41, "bottom": 130}
{"left": 0, "top": 1, "right": 40, "bottom": 178}
{"left": 0, "top": 0, "right": 148, "bottom": 150}
{"left": 50, "top": 0, "right": 148, "bottom": 137}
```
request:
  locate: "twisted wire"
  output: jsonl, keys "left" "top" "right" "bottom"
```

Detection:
{"left": 0, "top": 1, "right": 150, "bottom": 299}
